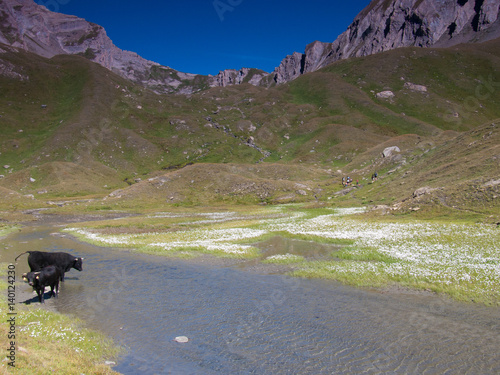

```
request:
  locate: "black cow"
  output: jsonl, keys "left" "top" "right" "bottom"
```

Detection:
{"left": 22, "top": 265, "right": 62, "bottom": 303}
{"left": 15, "top": 251, "right": 83, "bottom": 281}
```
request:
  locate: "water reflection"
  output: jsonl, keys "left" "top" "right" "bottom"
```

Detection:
{"left": 252, "top": 236, "right": 341, "bottom": 260}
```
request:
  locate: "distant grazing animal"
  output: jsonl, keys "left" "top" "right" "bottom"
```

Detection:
{"left": 22, "top": 265, "right": 62, "bottom": 303}
{"left": 15, "top": 251, "right": 83, "bottom": 281}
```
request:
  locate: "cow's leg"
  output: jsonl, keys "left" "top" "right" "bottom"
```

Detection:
{"left": 37, "top": 288, "right": 44, "bottom": 303}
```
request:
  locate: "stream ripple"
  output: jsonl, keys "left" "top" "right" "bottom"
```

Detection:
{"left": 4, "top": 222, "right": 500, "bottom": 374}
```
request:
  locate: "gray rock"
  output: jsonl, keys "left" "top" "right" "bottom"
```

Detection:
{"left": 382, "top": 146, "right": 400, "bottom": 158}
{"left": 269, "top": 0, "right": 500, "bottom": 85}
{"left": 483, "top": 179, "right": 500, "bottom": 187}
{"left": 2, "top": 0, "right": 499, "bottom": 92}
{"left": 376, "top": 91, "right": 395, "bottom": 99}
{"left": 404, "top": 82, "right": 427, "bottom": 92}
{"left": 412, "top": 186, "right": 437, "bottom": 198}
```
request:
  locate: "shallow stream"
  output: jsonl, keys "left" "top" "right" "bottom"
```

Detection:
{"left": 3, "top": 219, "right": 500, "bottom": 374}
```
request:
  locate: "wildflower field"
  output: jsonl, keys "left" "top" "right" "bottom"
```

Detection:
{"left": 64, "top": 205, "right": 500, "bottom": 305}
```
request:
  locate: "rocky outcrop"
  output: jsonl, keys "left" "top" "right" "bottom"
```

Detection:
{"left": 0, "top": 0, "right": 210, "bottom": 94}
{"left": 214, "top": 67, "right": 268, "bottom": 87}
{"left": 0, "top": 47, "right": 28, "bottom": 79}
{"left": 270, "top": 0, "right": 500, "bottom": 83}
{"left": 2, "top": 0, "right": 500, "bottom": 92}
{"left": 382, "top": 146, "right": 401, "bottom": 158}
{"left": 239, "top": 0, "right": 500, "bottom": 85}
{"left": 404, "top": 82, "right": 427, "bottom": 92}
{"left": 0, "top": 0, "right": 278, "bottom": 93}
{"left": 273, "top": 52, "right": 304, "bottom": 84}
{"left": 376, "top": 90, "right": 395, "bottom": 99}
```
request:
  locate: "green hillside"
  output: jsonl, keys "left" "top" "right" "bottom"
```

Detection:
{"left": 0, "top": 40, "right": 499, "bottom": 220}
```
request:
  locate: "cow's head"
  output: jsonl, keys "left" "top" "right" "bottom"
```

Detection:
{"left": 23, "top": 271, "right": 40, "bottom": 286}
{"left": 73, "top": 257, "right": 83, "bottom": 271}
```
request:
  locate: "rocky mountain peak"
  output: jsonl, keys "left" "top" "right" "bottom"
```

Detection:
{"left": 214, "top": 67, "right": 269, "bottom": 87}
{"left": 271, "top": 0, "right": 500, "bottom": 83}
{"left": 0, "top": 0, "right": 206, "bottom": 94}
{"left": 1, "top": 0, "right": 500, "bottom": 93}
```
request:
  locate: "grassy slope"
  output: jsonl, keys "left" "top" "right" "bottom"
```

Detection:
{"left": 0, "top": 39, "right": 499, "bottom": 218}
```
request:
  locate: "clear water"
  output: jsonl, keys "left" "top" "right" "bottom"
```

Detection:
{"left": 4, "top": 222, "right": 500, "bottom": 374}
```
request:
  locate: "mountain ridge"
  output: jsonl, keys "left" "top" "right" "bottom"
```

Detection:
{"left": 2, "top": 0, "right": 500, "bottom": 93}
{"left": 0, "top": 0, "right": 208, "bottom": 94}
{"left": 273, "top": 0, "right": 500, "bottom": 83}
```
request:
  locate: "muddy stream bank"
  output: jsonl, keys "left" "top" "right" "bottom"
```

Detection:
{"left": 2, "top": 215, "right": 500, "bottom": 374}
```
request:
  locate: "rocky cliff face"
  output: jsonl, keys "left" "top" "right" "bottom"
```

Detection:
{"left": 0, "top": 0, "right": 276, "bottom": 93}
{"left": 0, "top": 0, "right": 213, "bottom": 94}
{"left": 272, "top": 0, "right": 500, "bottom": 83}
{"left": 1, "top": 0, "right": 500, "bottom": 92}
{"left": 214, "top": 67, "right": 269, "bottom": 87}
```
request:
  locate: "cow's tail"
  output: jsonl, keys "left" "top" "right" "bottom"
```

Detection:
{"left": 14, "top": 251, "right": 31, "bottom": 261}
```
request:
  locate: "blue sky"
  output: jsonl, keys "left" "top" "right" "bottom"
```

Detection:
{"left": 35, "top": 0, "right": 371, "bottom": 76}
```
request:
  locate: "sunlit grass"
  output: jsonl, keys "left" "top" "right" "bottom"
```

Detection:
{"left": 0, "top": 224, "right": 20, "bottom": 238}
{"left": 0, "top": 264, "right": 121, "bottom": 374}
{"left": 63, "top": 205, "right": 500, "bottom": 305}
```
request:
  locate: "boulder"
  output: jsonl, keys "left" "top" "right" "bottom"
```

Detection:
{"left": 412, "top": 187, "right": 437, "bottom": 198}
{"left": 382, "top": 146, "right": 400, "bottom": 158}
{"left": 404, "top": 82, "right": 427, "bottom": 92}
{"left": 376, "top": 91, "right": 395, "bottom": 99}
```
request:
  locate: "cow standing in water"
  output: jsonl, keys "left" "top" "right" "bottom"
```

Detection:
{"left": 22, "top": 265, "right": 62, "bottom": 303}
{"left": 15, "top": 251, "right": 83, "bottom": 281}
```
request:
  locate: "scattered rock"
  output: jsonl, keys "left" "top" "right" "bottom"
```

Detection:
{"left": 334, "top": 186, "right": 356, "bottom": 196}
{"left": 404, "top": 82, "right": 428, "bottom": 92}
{"left": 294, "top": 183, "right": 310, "bottom": 190}
{"left": 382, "top": 146, "right": 400, "bottom": 158}
{"left": 412, "top": 187, "right": 438, "bottom": 198}
{"left": 376, "top": 91, "right": 395, "bottom": 99}
{"left": 483, "top": 179, "right": 500, "bottom": 187}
